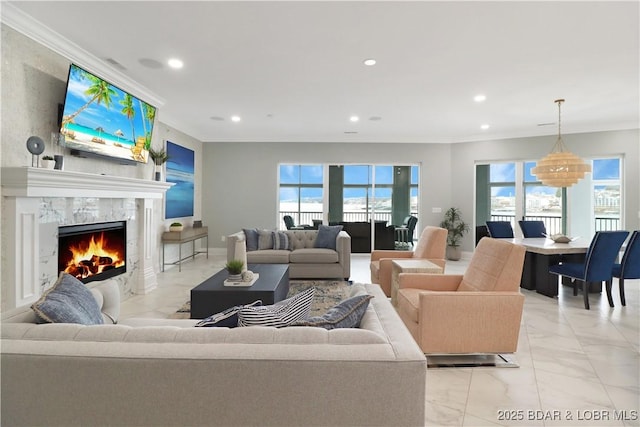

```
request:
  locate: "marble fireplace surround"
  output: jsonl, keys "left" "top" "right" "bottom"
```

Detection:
{"left": 1, "top": 167, "right": 172, "bottom": 310}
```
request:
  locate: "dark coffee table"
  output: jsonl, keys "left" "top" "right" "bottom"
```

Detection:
{"left": 190, "top": 264, "right": 290, "bottom": 319}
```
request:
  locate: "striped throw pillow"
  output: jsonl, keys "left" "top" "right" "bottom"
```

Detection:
{"left": 272, "top": 231, "right": 290, "bottom": 250}
{"left": 194, "top": 300, "right": 262, "bottom": 328}
{"left": 237, "top": 287, "right": 315, "bottom": 328}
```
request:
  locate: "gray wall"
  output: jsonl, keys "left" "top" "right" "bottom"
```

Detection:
{"left": 203, "top": 130, "right": 639, "bottom": 251}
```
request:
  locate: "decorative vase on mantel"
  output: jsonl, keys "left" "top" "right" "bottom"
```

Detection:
{"left": 154, "top": 162, "right": 163, "bottom": 181}
{"left": 148, "top": 147, "right": 169, "bottom": 181}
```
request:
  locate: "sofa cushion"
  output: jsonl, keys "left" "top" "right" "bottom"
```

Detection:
{"left": 31, "top": 273, "right": 104, "bottom": 325}
{"left": 315, "top": 225, "right": 343, "bottom": 250}
{"left": 286, "top": 230, "right": 319, "bottom": 250}
{"left": 247, "top": 249, "right": 291, "bottom": 263}
{"left": 289, "top": 248, "right": 339, "bottom": 264}
{"left": 291, "top": 294, "right": 374, "bottom": 329}
{"left": 272, "top": 231, "right": 290, "bottom": 250}
{"left": 195, "top": 300, "right": 262, "bottom": 327}
{"left": 243, "top": 228, "right": 259, "bottom": 251}
{"left": 237, "top": 287, "right": 315, "bottom": 327}
{"left": 258, "top": 229, "right": 274, "bottom": 250}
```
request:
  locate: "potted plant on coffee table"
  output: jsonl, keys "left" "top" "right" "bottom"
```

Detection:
{"left": 440, "top": 207, "right": 469, "bottom": 261}
{"left": 225, "top": 260, "right": 245, "bottom": 281}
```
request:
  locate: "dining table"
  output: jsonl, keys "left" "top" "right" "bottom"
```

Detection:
{"left": 498, "top": 237, "right": 595, "bottom": 298}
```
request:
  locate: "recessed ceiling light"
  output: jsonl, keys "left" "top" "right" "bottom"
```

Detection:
{"left": 474, "top": 94, "right": 487, "bottom": 103}
{"left": 369, "top": 116, "right": 382, "bottom": 121}
{"left": 167, "top": 58, "right": 184, "bottom": 69}
{"left": 363, "top": 59, "right": 376, "bottom": 66}
{"left": 350, "top": 116, "right": 359, "bottom": 122}
{"left": 480, "top": 124, "right": 490, "bottom": 130}
{"left": 231, "top": 115, "right": 241, "bottom": 122}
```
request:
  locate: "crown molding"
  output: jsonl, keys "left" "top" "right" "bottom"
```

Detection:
{"left": 1, "top": 3, "right": 165, "bottom": 108}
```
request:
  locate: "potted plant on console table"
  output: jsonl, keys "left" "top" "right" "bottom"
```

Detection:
{"left": 440, "top": 207, "right": 469, "bottom": 261}
{"left": 169, "top": 222, "right": 183, "bottom": 232}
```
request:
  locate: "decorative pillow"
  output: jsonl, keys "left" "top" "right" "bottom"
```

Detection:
{"left": 194, "top": 300, "right": 262, "bottom": 327}
{"left": 237, "top": 287, "right": 315, "bottom": 328}
{"left": 290, "top": 294, "right": 373, "bottom": 329}
{"left": 243, "top": 228, "right": 259, "bottom": 251}
{"left": 31, "top": 272, "right": 104, "bottom": 325}
{"left": 272, "top": 231, "right": 290, "bottom": 250}
{"left": 314, "top": 225, "right": 343, "bottom": 250}
{"left": 258, "top": 229, "right": 274, "bottom": 250}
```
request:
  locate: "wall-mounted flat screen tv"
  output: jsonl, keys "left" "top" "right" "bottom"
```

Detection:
{"left": 59, "top": 64, "right": 156, "bottom": 164}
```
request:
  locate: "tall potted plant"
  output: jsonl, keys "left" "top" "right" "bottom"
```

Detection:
{"left": 440, "top": 207, "right": 469, "bottom": 261}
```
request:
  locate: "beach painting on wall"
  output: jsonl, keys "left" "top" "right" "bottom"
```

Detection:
{"left": 165, "top": 141, "right": 195, "bottom": 219}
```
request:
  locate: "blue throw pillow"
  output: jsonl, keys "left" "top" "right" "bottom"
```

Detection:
{"left": 237, "top": 287, "right": 315, "bottom": 328}
{"left": 291, "top": 294, "right": 373, "bottom": 329}
{"left": 31, "top": 272, "right": 104, "bottom": 325}
{"left": 194, "top": 300, "right": 262, "bottom": 327}
{"left": 243, "top": 228, "right": 259, "bottom": 251}
{"left": 314, "top": 225, "right": 343, "bottom": 250}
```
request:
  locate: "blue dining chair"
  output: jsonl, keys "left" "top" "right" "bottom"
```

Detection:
{"left": 608, "top": 230, "right": 640, "bottom": 306}
{"left": 549, "top": 231, "right": 629, "bottom": 309}
{"left": 485, "top": 221, "right": 514, "bottom": 238}
{"left": 518, "top": 220, "right": 547, "bottom": 238}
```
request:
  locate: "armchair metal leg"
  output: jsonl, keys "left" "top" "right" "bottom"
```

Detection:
{"left": 619, "top": 278, "right": 626, "bottom": 306}
{"left": 605, "top": 280, "right": 614, "bottom": 307}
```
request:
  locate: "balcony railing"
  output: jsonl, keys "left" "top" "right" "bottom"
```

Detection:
{"left": 489, "top": 214, "right": 621, "bottom": 235}
{"left": 279, "top": 211, "right": 417, "bottom": 236}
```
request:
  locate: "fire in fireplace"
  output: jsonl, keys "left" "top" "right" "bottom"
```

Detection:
{"left": 58, "top": 221, "right": 127, "bottom": 283}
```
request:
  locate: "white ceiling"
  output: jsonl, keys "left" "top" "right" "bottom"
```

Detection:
{"left": 4, "top": 1, "right": 639, "bottom": 144}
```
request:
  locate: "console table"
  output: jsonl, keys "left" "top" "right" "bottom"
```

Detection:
{"left": 162, "top": 227, "right": 209, "bottom": 272}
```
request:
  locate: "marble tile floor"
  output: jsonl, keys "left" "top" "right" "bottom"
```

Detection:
{"left": 120, "top": 251, "right": 640, "bottom": 427}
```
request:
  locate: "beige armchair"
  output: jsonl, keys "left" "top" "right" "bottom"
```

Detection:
{"left": 396, "top": 237, "right": 525, "bottom": 354}
{"left": 370, "top": 226, "right": 447, "bottom": 297}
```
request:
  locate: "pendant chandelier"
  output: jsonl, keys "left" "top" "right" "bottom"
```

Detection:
{"left": 531, "top": 99, "right": 591, "bottom": 187}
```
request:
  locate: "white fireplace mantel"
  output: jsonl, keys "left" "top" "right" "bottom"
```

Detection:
{"left": 1, "top": 167, "right": 173, "bottom": 199}
{"left": 2, "top": 167, "right": 173, "bottom": 309}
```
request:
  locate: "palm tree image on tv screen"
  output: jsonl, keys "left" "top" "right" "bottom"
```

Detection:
{"left": 60, "top": 64, "right": 156, "bottom": 164}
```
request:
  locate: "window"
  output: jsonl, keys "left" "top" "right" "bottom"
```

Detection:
{"left": 476, "top": 156, "right": 624, "bottom": 238}
{"left": 593, "top": 158, "right": 621, "bottom": 231}
{"left": 523, "top": 161, "right": 563, "bottom": 235}
{"left": 279, "top": 163, "right": 421, "bottom": 243}
{"left": 278, "top": 165, "right": 323, "bottom": 229}
{"left": 489, "top": 163, "right": 516, "bottom": 228}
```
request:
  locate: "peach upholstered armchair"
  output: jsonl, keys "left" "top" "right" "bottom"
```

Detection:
{"left": 370, "top": 226, "right": 447, "bottom": 297}
{"left": 396, "top": 237, "right": 526, "bottom": 354}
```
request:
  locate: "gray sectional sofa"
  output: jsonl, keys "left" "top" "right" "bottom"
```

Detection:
{"left": 1, "top": 278, "right": 426, "bottom": 427}
{"left": 227, "top": 228, "right": 351, "bottom": 280}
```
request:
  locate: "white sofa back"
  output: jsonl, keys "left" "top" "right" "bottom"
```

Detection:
{"left": 1, "top": 283, "right": 426, "bottom": 426}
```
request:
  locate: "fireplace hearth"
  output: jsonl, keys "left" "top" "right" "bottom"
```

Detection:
{"left": 58, "top": 221, "right": 127, "bottom": 283}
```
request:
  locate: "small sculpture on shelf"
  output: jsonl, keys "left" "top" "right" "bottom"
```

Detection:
{"left": 41, "top": 155, "right": 56, "bottom": 169}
